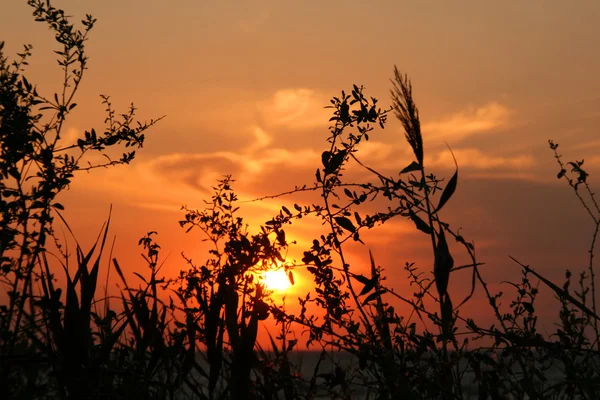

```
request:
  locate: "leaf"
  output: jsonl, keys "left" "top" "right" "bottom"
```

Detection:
{"left": 334, "top": 216, "right": 356, "bottom": 233}
{"left": 133, "top": 272, "right": 148, "bottom": 284}
{"left": 362, "top": 289, "right": 386, "bottom": 305}
{"left": 522, "top": 302, "right": 534, "bottom": 314}
{"left": 408, "top": 209, "right": 432, "bottom": 234}
{"left": 359, "top": 279, "right": 376, "bottom": 296}
{"left": 104, "top": 136, "right": 119, "bottom": 146}
{"left": 434, "top": 169, "right": 458, "bottom": 214}
{"left": 326, "top": 150, "right": 347, "bottom": 174}
{"left": 434, "top": 144, "right": 459, "bottom": 214}
{"left": 352, "top": 274, "right": 371, "bottom": 285}
{"left": 288, "top": 271, "right": 294, "bottom": 285}
{"left": 400, "top": 161, "right": 422, "bottom": 174}
{"left": 321, "top": 151, "right": 331, "bottom": 169}
{"left": 8, "top": 168, "right": 21, "bottom": 180}
{"left": 287, "top": 338, "right": 298, "bottom": 351}
{"left": 22, "top": 76, "right": 31, "bottom": 91}
{"left": 434, "top": 227, "right": 453, "bottom": 298}
{"left": 344, "top": 188, "right": 353, "bottom": 198}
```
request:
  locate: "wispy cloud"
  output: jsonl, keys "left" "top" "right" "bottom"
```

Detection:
{"left": 569, "top": 139, "right": 600, "bottom": 152}
{"left": 258, "top": 88, "right": 331, "bottom": 129}
{"left": 355, "top": 140, "right": 396, "bottom": 161}
{"left": 584, "top": 156, "right": 600, "bottom": 167}
{"left": 427, "top": 148, "right": 535, "bottom": 170}
{"left": 68, "top": 97, "right": 522, "bottom": 215}
{"left": 146, "top": 145, "right": 318, "bottom": 194}
{"left": 423, "top": 102, "right": 511, "bottom": 143}
{"left": 70, "top": 119, "right": 321, "bottom": 214}
{"left": 246, "top": 126, "right": 273, "bottom": 152}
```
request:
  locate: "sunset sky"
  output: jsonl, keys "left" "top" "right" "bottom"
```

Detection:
{"left": 2, "top": 1, "right": 600, "bottom": 344}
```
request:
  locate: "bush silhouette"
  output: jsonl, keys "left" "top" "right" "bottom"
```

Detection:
{"left": 1, "top": 2, "right": 600, "bottom": 399}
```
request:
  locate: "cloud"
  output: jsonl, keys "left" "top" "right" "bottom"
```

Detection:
{"left": 143, "top": 137, "right": 319, "bottom": 195}
{"left": 69, "top": 99, "right": 522, "bottom": 215}
{"left": 347, "top": 143, "right": 534, "bottom": 176}
{"left": 258, "top": 89, "right": 331, "bottom": 129}
{"left": 570, "top": 139, "right": 600, "bottom": 152}
{"left": 355, "top": 141, "right": 395, "bottom": 161}
{"left": 467, "top": 171, "right": 539, "bottom": 181}
{"left": 61, "top": 127, "right": 82, "bottom": 146}
{"left": 584, "top": 156, "right": 600, "bottom": 167}
{"left": 423, "top": 102, "right": 511, "bottom": 142}
{"left": 427, "top": 148, "right": 535, "bottom": 170}
{"left": 247, "top": 126, "right": 273, "bottom": 152}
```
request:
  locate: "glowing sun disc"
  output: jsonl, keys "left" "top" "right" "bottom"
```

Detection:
{"left": 263, "top": 270, "right": 291, "bottom": 291}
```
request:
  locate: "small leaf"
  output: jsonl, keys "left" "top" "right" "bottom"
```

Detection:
{"left": 334, "top": 216, "right": 356, "bottom": 233}
{"left": 104, "top": 136, "right": 119, "bottom": 146}
{"left": 359, "top": 279, "right": 376, "bottom": 296}
{"left": 400, "top": 161, "right": 422, "bottom": 174}
{"left": 288, "top": 271, "right": 295, "bottom": 285}
{"left": 287, "top": 338, "right": 297, "bottom": 351}
{"left": 354, "top": 211, "right": 362, "bottom": 225}
{"left": 408, "top": 209, "right": 432, "bottom": 234}
{"left": 8, "top": 168, "right": 21, "bottom": 180}
{"left": 133, "top": 272, "right": 148, "bottom": 284}
{"left": 362, "top": 289, "right": 386, "bottom": 305}
{"left": 352, "top": 274, "right": 371, "bottom": 285}
{"left": 326, "top": 150, "right": 347, "bottom": 174}
{"left": 434, "top": 144, "right": 459, "bottom": 214}
{"left": 434, "top": 169, "right": 458, "bottom": 214}
{"left": 321, "top": 151, "right": 331, "bottom": 169}
{"left": 276, "top": 230, "right": 286, "bottom": 246}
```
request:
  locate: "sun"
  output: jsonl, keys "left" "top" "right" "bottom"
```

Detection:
{"left": 262, "top": 270, "right": 292, "bottom": 292}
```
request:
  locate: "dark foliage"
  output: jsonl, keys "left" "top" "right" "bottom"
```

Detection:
{"left": 1, "top": 2, "right": 599, "bottom": 399}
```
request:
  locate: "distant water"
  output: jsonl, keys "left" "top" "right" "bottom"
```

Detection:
{"left": 180, "top": 350, "right": 595, "bottom": 399}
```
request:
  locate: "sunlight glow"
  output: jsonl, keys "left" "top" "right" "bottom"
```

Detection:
{"left": 262, "top": 270, "right": 292, "bottom": 292}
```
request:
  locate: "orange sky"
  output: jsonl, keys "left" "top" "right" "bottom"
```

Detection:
{"left": 2, "top": 1, "right": 600, "bottom": 347}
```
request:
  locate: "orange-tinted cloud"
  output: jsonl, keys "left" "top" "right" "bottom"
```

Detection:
{"left": 423, "top": 102, "right": 511, "bottom": 143}
{"left": 258, "top": 88, "right": 331, "bottom": 129}
{"left": 427, "top": 148, "right": 535, "bottom": 170}
{"left": 69, "top": 119, "right": 321, "bottom": 213}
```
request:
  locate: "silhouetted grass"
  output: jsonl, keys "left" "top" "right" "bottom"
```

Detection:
{"left": 1, "top": 1, "right": 600, "bottom": 399}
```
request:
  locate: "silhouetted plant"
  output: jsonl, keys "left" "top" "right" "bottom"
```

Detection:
{"left": 0, "top": 1, "right": 162, "bottom": 398}
{"left": 3, "top": 1, "right": 600, "bottom": 399}
{"left": 175, "top": 177, "right": 293, "bottom": 398}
